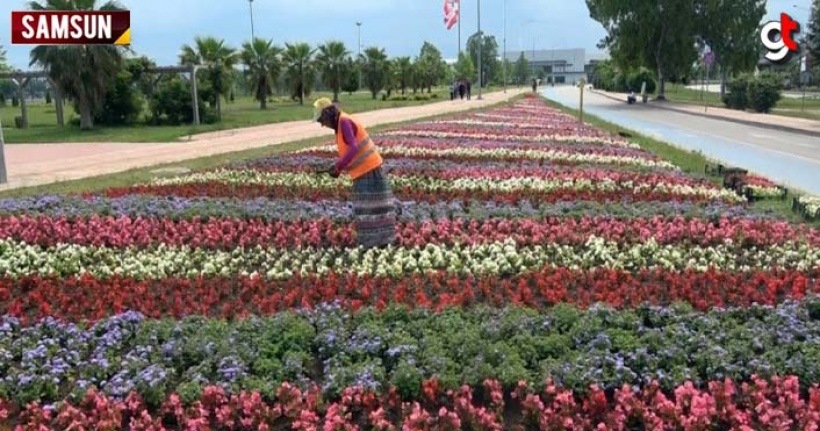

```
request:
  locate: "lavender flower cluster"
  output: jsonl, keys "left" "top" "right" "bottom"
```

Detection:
{"left": 0, "top": 194, "right": 761, "bottom": 222}
{"left": 0, "top": 298, "right": 817, "bottom": 404}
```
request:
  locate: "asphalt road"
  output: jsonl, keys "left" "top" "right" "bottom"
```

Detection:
{"left": 542, "top": 86, "right": 820, "bottom": 195}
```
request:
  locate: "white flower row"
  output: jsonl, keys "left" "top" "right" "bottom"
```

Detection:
{"left": 743, "top": 184, "right": 783, "bottom": 198}
{"left": 798, "top": 195, "right": 820, "bottom": 218}
{"left": 379, "top": 130, "right": 641, "bottom": 149}
{"left": 299, "top": 145, "right": 679, "bottom": 170}
{"left": 424, "top": 119, "right": 586, "bottom": 130}
{"left": 0, "top": 237, "right": 817, "bottom": 280}
{"left": 146, "top": 169, "right": 741, "bottom": 202}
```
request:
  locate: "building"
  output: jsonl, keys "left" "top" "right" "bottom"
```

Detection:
{"left": 503, "top": 48, "right": 587, "bottom": 84}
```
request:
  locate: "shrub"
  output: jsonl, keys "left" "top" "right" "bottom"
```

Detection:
{"left": 747, "top": 72, "right": 782, "bottom": 113}
{"left": 11, "top": 97, "right": 18, "bottom": 107}
{"left": 45, "top": 92, "right": 51, "bottom": 104}
{"left": 93, "top": 69, "right": 144, "bottom": 126}
{"left": 627, "top": 68, "right": 656, "bottom": 94}
{"left": 149, "top": 76, "right": 214, "bottom": 125}
{"left": 723, "top": 74, "right": 751, "bottom": 110}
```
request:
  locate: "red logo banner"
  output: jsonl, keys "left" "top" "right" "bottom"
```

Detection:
{"left": 11, "top": 11, "right": 130, "bottom": 45}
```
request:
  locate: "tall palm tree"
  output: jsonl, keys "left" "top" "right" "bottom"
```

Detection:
{"left": 361, "top": 47, "right": 389, "bottom": 100}
{"left": 28, "top": 0, "right": 127, "bottom": 130}
{"left": 282, "top": 43, "right": 316, "bottom": 105}
{"left": 316, "top": 41, "right": 350, "bottom": 102}
{"left": 241, "top": 38, "right": 283, "bottom": 109}
{"left": 180, "top": 36, "right": 238, "bottom": 120}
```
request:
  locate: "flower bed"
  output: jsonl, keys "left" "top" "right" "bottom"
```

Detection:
{"left": 0, "top": 97, "right": 818, "bottom": 426}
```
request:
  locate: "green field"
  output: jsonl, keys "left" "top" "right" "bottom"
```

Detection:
{"left": 664, "top": 85, "right": 820, "bottom": 121}
{"left": 0, "top": 87, "right": 465, "bottom": 144}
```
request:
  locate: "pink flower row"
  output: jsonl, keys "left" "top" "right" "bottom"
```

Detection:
{"left": 1, "top": 215, "right": 817, "bottom": 249}
{"left": 3, "top": 377, "right": 818, "bottom": 431}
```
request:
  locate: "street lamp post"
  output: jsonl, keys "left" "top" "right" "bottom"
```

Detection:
{"left": 477, "top": 0, "right": 482, "bottom": 100}
{"left": 248, "top": 0, "right": 255, "bottom": 41}
{"left": 503, "top": 0, "right": 507, "bottom": 93}
{"left": 356, "top": 22, "right": 362, "bottom": 90}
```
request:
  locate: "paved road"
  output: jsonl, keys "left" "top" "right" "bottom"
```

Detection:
{"left": 543, "top": 86, "right": 820, "bottom": 195}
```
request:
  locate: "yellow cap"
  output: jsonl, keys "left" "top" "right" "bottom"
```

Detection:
{"left": 313, "top": 97, "right": 333, "bottom": 121}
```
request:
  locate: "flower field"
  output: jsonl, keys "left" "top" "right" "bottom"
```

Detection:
{"left": 0, "top": 98, "right": 819, "bottom": 429}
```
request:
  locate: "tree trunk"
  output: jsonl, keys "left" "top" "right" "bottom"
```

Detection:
{"left": 216, "top": 97, "right": 223, "bottom": 121}
{"left": 78, "top": 95, "right": 93, "bottom": 130}
{"left": 260, "top": 88, "right": 267, "bottom": 109}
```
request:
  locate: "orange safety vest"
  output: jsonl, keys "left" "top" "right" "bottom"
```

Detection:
{"left": 336, "top": 113, "right": 383, "bottom": 180}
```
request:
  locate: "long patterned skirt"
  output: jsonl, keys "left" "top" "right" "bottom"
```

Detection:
{"left": 352, "top": 167, "right": 397, "bottom": 248}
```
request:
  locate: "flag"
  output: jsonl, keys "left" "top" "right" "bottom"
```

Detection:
{"left": 444, "top": 0, "right": 459, "bottom": 30}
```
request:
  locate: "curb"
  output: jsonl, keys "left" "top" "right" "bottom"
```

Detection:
{"left": 590, "top": 90, "right": 820, "bottom": 138}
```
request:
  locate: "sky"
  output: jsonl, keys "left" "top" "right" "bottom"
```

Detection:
{"left": 0, "top": 0, "right": 814, "bottom": 70}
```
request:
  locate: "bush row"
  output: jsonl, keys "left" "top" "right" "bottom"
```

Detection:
{"left": 1, "top": 299, "right": 818, "bottom": 405}
{"left": 723, "top": 72, "right": 783, "bottom": 113}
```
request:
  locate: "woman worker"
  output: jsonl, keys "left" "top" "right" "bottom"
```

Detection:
{"left": 313, "top": 97, "right": 397, "bottom": 249}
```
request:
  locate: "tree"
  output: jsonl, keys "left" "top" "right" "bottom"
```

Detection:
{"left": 361, "top": 47, "right": 389, "bottom": 99}
{"left": 94, "top": 64, "right": 144, "bottom": 126}
{"left": 695, "top": 0, "right": 765, "bottom": 99}
{"left": 316, "top": 41, "right": 350, "bottom": 102}
{"left": 341, "top": 57, "right": 360, "bottom": 95}
{"left": 467, "top": 32, "right": 500, "bottom": 87}
{"left": 0, "top": 44, "right": 9, "bottom": 72}
{"left": 28, "top": 0, "right": 128, "bottom": 130}
{"left": 587, "top": 0, "right": 699, "bottom": 99}
{"left": 454, "top": 51, "right": 475, "bottom": 81}
{"left": 417, "top": 42, "right": 446, "bottom": 93}
{"left": 180, "top": 36, "right": 238, "bottom": 120}
{"left": 809, "top": 0, "right": 820, "bottom": 68}
{"left": 514, "top": 52, "right": 530, "bottom": 85}
{"left": 282, "top": 43, "right": 315, "bottom": 105}
{"left": 393, "top": 57, "right": 414, "bottom": 94}
{"left": 241, "top": 38, "right": 282, "bottom": 109}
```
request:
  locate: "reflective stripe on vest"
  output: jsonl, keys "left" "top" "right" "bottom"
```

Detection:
{"left": 347, "top": 137, "right": 377, "bottom": 171}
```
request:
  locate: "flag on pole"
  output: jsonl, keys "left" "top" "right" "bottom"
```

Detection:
{"left": 444, "top": 0, "right": 459, "bottom": 30}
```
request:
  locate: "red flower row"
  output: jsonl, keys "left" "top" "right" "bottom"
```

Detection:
{"left": 3, "top": 376, "right": 818, "bottom": 431}
{"left": 2, "top": 268, "right": 816, "bottom": 323}
{"left": 1, "top": 215, "right": 817, "bottom": 249}
{"left": 101, "top": 182, "right": 737, "bottom": 205}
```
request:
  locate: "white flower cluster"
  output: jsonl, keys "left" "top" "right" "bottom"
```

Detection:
{"left": 1, "top": 237, "right": 817, "bottom": 280}
{"left": 798, "top": 195, "right": 820, "bottom": 219}
{"left": 380, "top": 130, "right": 640, "bottom": 149}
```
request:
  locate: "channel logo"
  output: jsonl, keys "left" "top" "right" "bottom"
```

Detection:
{"left": 761, "top": 12, "right": 800, "bottom": 64}
{"left": 10, "top": 11, "right": 130, "bottom": 45}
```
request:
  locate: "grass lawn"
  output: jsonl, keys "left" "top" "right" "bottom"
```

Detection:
{"left": 0, "top": 86, "right": 483, "bottom": 144}
{"left": 543, "top": 96, "right": 818, "bottom": 227}
{"left": 664, "top": 84, "right": 820, "bottom": 121}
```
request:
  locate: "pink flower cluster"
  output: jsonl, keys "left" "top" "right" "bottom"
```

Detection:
{"left": 2, "top": 376, "right": 818, "bottom": 430}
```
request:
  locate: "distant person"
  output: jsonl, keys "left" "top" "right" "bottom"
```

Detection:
{"left": 313, "top": 97, "right": 397, "bottom": 249}
{"left": 458, "top": 81, "right": 466, "bottom": 100}
{"left": 532, "top": 79, "right": 538, "bottom": 93}
{"left": 466, "top": 81, "right": 472, "bottom": 100}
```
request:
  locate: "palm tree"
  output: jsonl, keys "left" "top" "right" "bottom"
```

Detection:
{"left": 282, "top": 43, "right": 316, "bottom": 105}
{"left": 241, "top": 38, "right": 282, "bottom": 109}
{"left": 316, "top": 41, "right": 350, "bottom": 102}
{"left": 361, "top": 47, "right": 389, "bottom": 99}
{"left": 28, "top": 0, "right": 127, "bottom": 130}
{"left": 394, "top": 57, "right": 413, "bottom": 95}
{"left": 180, "top": 36, "right": 238, "bottom": 121}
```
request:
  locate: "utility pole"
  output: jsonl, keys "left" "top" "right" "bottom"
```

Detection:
{"left": 357, "top": 22, "right": 362, "bottom": 90}
{"left": 503, "top": 0, "right": 507, "bottom": 93}
{"left": 248, "top": 0, "right": 255, "bottom": 40}
{"left": 477, "top": 0, "right": 482, "bottom": 100}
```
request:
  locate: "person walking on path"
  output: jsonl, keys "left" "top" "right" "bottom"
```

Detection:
{"left": 313, "top": 97, "right": 397, "bottom": 249}
{"left": 466, "top": 80, "right": 472, "bottom": 100}
{"left": 458, "top": 81, "right": 466, "bottom": 100}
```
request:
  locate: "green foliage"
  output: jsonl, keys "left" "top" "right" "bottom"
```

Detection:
{"left": 808, "top": 0, "right": 820, "bottom": 64}
{"left": 45, "top": 92, "right": 51, "bottom": 104}
{"left": 341, "top": 58, "right": 360, "bottom": 94}
{"left": 316, "top": 41, "right": 350, "bottom": 102}
{"left": 361, "top": 46, "right": 390, "bottom": 100}
{"left": 747, "top": 72, "right": 783, "bottom": 113}
{"left": 722, "top": 73, "right": 782, "bottom": 112}
{"left": 416, "top": 42, "right": 446, "bottom": 92}
{"left": 696, "top": 0, "right": 765, "bottom": 89}
{"left": 148, "top": 76, "right": 213, "bottom": 125}
{"left": 12, "top": 97, "right": 19, "bottom": 107}
{"left": 93, "top": 68, "right": 144, "bottom": 126}
{"left": 627, "top": 67, "right": 657, "bottom": 94}
{"left": 467, "top": 32, "right": 500, "bottom": 87}
{"left": 454, "top": 52, "right": 475, "bottom": 82}
{"left": 241, "top": 38, "right": 283, "bottom": 109}
{"left": 514, "top": 52, "right": 530, "bottom": 85}
{"left": 180, "top": 36, "right": 238, "bottom": 119}
{"left": 282, "top": 42, "right": 316, "bottom": 105}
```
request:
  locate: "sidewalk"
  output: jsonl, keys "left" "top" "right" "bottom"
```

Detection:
{"left": 591, "top": 89, "right": 820, "bottom": 137}
{"left": 0, "top": 89, "right": 526, "bottom": 192}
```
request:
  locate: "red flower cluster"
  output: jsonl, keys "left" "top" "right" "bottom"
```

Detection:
{"left": 2, "top": 215, "right": 816, "bottom": 250}
{"left": 102, "top": 182, "right": 733, "bottom": 205}
{"left": 2, "top": 268, "right": 816, "bottom": 323}
{"left": 2, "top": 376, "right": 817, "bottom": 430}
